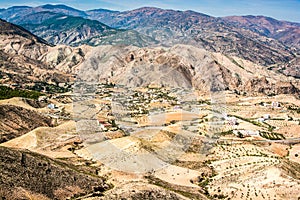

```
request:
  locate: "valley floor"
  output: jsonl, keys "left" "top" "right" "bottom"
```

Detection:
{"left": 1, "top": 86, "right": 300, "bottom": 199}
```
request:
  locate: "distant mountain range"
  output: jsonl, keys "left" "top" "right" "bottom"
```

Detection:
{"left": 1, "top": 17, "right": 299, "bottom": 96}
{"left": 223, "top": 15, "right": 300, "bottom": 49}
{"left": 0, "top": 4, "right": 299, "bottom": 78}
{"left": 0, "top": 18, "right": 85, "bottom": 84}
{"left": 19, "top": 13, "right": 156, "bottom": 47}
{"left": 0, "top": 5, "right": 157, "bottom": 47}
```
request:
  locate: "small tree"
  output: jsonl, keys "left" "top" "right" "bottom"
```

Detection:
{"left": 111, "top": 119, "right": 117, "bottom": 128}
{"left": 237, "top": 131, "right": 244, "bottom": 138}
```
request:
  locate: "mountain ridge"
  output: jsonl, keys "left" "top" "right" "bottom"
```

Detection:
{"left": 223, "top": 15, "right": 300, "bottom": 49}
{"left": 85, "top": 6, "right": 299, "bottom": 77}
{"left": 76, "top": 44, "right": 300, "bottom": 96}
{"left": 1, "top": 4, "right": 300, "bottom": 23}
{"left": 0, "top": 4, "right": 299, "bottom": 80}
{"left": 0, "top": 19, "right": 89, "bottom": 84}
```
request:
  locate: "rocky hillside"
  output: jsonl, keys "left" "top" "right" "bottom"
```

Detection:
{"left": 0, "top": 19, "right": 90, "bottom": 84}
{"left": 86, "top": 9, "right": 120, "bottom": 24}
{"left": 77, "top": 44, "right": 300, "bottom": 96}
{"left": 0, "top": 19, "right": 69, "bottom": 83}
{"left": 20, "top": 14, "right": 116, "bottom": 46}
{"left": 86, "top": 7, "right": 298, "bottom": 71}
{"left": 0, "top": 18, "right": 155, "bottom": 85}
{"left": 1, "top": 6, "right": 298, "bottom": 71}
{"left": 100, "top": 182, "right": 192, "bottom": 200}
{"left": 0, "top": 5, "right": 158, "bottom": 46}
{"left": 0, "top": 18, "right": 49, "bottom": 59}
{"left": 223, "top": 15, "right": 300, "bottom": 49}
{"left": 0, "top": 4, "right": 87, "bottom": 22}
{"left": 20, "top": 13, "right": 157, "bottom": 46}
{"left": 0, "top": 104, "right": 53, "bottom": 143}
{"left": 87, "top": 7, "right": 300, "bottom": 49}
{"left": 1, "top": 17, "right": 299, "bottom": 96}
{"left": 37, "top": 4, "right": 87, "bottom": 17}
{"left": 0, "top": 146, "right": 111, "bottom": 199}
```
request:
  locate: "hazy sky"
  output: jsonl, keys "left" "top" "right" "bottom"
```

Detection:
{"left": 0, "top": 0, "right": 299, "bottom": 22}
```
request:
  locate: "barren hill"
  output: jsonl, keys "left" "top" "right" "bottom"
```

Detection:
{"left": 223, "top": 15, "right": 300, "bottom": 49}
{"left": 0, "top": 19, "right": 89, "bottom": 84}
{"left": 1, "top": 5, "right": 299, "bottom": 78}
{"left": 77, "top": 44, "right": 300, "bottom": 96}
{"left": 0, "top": 104, "right": 53, "bottom": 143}
{"left": 86, "top": 7, "right": 298, "bottom": 74}
{"left": 0, "top": 146, "right": 110, "bottom": 199}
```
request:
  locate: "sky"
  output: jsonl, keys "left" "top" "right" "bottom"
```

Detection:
{"left": 0, "top": 0, "right": 299, "bottom": 22}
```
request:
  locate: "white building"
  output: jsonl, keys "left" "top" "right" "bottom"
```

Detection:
{"left": 272, "top": 101, "right": 280, "bottom": 108}
{"left": 257, "top": 118, "right": 265, "bottom": 123}
{"left": 225, "top": 116, "right": 238, "bottom": 126}
{"left": 47, "top": 103, "right": 56, "bottom": 109}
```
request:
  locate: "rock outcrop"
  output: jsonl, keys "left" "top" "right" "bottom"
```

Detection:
{"left": 0, "top": 146, "right": 111, "bottom": 199}
{"left": 77, "top": 44, "right": 300, "bottom": 96}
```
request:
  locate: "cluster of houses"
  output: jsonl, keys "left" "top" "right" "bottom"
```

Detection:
{"left": 92, "top": 85, "right": 186, "bottom": 132}
{"left": 111, "top": 87, "right": 178, "bottom": 117}
{"left": 261, "top": 101, "right": 281, "bottom": 108}
{"left": 223, "top": 113, "right": 269, "bottom": 138}
{"left": 97, "top": 119, "right": 115, "bottom": 131}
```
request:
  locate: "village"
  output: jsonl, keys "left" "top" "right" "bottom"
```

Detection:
{"left": 39, "top": 83, "right": 300, "bottom": 143}
{"left": 2, "top": 82, "right": 300, "bottom": 200}
{"left": 76, "top": 84, "right": 300, "bottom": 199}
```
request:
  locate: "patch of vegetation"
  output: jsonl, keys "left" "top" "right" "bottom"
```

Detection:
{"left": 213, "top": 193, "right": 228, "bottom": 199}
{"left": 103, "top": 82, "right": 115, "bottom": 88}
{"left": 280, "top": 159, "right": 300, "bottom": 180}
{"left": 217, "top": 130, "right": 234, "bottom": 136}
{"left": 271, "top": 118, "right": 285, "bottom": 121}
{"left": 196, "top": 171, "right": 227, "bottom": 199}
{"left": 287, "top": 105, "right": 300, "bottom": 114}
{"left": 259, "top": 131, "right": 285, "bottom": 140}
{"left": 26, "top": 82, "right": 70, "bottom": 93}
{"left": 170, "top": 120, "right": 178, "bottom": 124}
{"left": 235, "top": 73, "right": 241, "bottom": 83}
{"left": 263, "top": 122, "right": 276, "bottom": 132}
{"left": 199, "top": 99, "right": 211, "bottom": 105}
{"left": 230, "top": 115, "right": 264, "bottom": 127}
{"left": 109, "top": 119, "right": 118, "bottom": 128}
{"left": 198, "top": 177, "right": 210, "bottom": 187}
{"left": 236, "top": 131, "right": 244, "bottom": 138}
{"left": 267, "top": 93, "right": 276, "bottom": 97}
{"left": 267, "top": 66, "right": 275, "bottom": 70}
{"left": 0, "top": 85, "right": 42, "bottom": 100}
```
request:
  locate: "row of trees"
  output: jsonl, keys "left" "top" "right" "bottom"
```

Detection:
{"left": 0, "top": 85, "right": 41, "bottom": 100}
